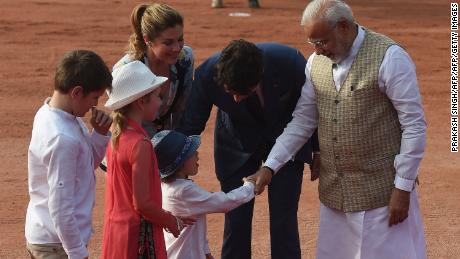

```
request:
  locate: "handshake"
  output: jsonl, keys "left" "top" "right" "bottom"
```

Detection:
{"left": 243, "top": 166, "right": 274, "bottom": 195}
{"left": 243, "top": 153, "right": 321, "bottom": 195}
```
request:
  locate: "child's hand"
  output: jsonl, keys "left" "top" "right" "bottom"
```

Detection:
{"left": 178, "top": 216, "right": 196, "bottom": 227}
{"left": 205, "top": 253, "right": 215, "bottom": 259}
{"left": 164, "top": 215, "right": 196, "bottom": 237}
{"left": 242, "top": 177, "right": 255, "bottom": 185}
{"left": 164, "top": 215, "right": 182, "bottom": 238}
{"left": 90, "top": 107, "right": 112, "bottom": 136}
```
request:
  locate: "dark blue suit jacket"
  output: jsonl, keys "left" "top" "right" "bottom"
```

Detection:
{"left": 177, "top": 43, "right": 318, "bottom": 181}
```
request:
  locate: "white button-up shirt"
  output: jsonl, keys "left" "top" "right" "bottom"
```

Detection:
{"left": 25, "top": 98, "right": 109, "bottom": 259}
{"left": 162, "top": 179, "right": 254, "bottom": 259}
{"left": 265, "top": 26, "right": 426, "bottom": 192}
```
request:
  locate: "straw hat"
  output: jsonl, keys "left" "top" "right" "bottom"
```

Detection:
{"left": 152, "top": 130, "right": 201, "bottom": 179}
{"left": 105, "top": 61, "right": 168, "bottom": 110}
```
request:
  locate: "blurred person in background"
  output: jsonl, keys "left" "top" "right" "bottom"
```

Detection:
{"left": 211, "top": 0, "right": 260, "bottom": 8}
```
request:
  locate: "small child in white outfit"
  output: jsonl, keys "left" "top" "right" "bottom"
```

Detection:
{"left": 152, "top": 130, "right": 255, "bottom": 259}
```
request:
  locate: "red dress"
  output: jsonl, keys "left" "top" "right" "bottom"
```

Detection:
{"left": 102, "top": 119, "right": 167, "bottom": 259}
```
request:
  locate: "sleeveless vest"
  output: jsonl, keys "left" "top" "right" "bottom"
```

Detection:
{"left": 310, "top": 29, "right": 402, "bottom": 212}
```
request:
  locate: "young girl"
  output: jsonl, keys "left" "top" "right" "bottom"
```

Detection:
{"left": 152, "top": 130, "right": 255, "bottom": 259}
{"left": 114, "top": 3, "right": 194, "bottom": 137}
{"left": 101, "top": 61, "right": 193, "bottom": 259}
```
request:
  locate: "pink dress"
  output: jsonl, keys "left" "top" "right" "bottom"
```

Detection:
{"left": 102, "top": 119, "right": 166, "bottom": 259}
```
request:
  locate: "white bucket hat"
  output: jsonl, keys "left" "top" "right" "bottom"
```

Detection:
{"left": 105, "top": 61, "right": 168, "bottom": 110}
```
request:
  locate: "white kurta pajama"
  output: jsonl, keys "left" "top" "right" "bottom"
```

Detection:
{"left": 264, "top": 26, "right": 427, "bottom": 259}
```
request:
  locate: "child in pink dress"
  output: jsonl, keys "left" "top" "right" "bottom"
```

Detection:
{"left": 102, "top": 61, "right": 193, "bottom": 259}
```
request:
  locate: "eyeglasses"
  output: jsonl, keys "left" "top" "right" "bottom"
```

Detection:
{"left": 306, "top": 23, "right": 338, "bottom": 49}
{"left": 307, "top": 39, "right": 329, "bottom": 48}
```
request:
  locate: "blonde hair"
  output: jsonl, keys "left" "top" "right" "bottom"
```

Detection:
{"left": 110, "top": 106, "right": 130, "bottom": 150}
{"left": 128, "top": 3, "right": 184, "bottom": 61}
{"left": 110, "top": 94, "right": 153, "bottom": 150}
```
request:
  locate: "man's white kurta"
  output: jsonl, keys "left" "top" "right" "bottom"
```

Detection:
{"left": 264, "top": 26, "right": 427, "bottom": 259}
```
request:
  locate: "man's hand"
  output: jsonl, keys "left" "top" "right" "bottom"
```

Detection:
{"left": 388, "top": 188, "right": 411, "bottom": 227}
{"left": 310, "top": 153, "right": 320, "bottom": 181}
{"left": 247, "top": 167, "right": 273, "bottom": 195}
{"left": 90, "top": 107, "right": 112, "bottom": 136}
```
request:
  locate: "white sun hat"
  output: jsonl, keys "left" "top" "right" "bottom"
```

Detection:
{"left": 105, "top": 61, "right": 168, "bottom": 110}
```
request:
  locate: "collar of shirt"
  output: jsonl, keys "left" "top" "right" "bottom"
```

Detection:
{"left": 332, "top": 25, "right": 365, "bottom": 90}
{"left": 44, "top": 97, "right": 77, "bottom": 120}
{"left": 44, "top": 97, "right": 89, "bottom": 138}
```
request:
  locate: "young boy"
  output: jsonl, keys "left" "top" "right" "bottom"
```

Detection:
{"left": 152, "top": 130, "right": 255, "bottom": 259}
{"left": 25, "top": 50, "right": 113, "bottom": 259}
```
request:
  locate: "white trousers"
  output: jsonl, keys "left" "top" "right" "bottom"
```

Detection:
{"left": 317, "top": 189, "right": 427, "bottom": 259}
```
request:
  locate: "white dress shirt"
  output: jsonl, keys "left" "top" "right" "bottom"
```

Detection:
{"left": 162, "top": 179, "right": 254, "bottom": 259}
{"left": 265, "top": 26, "right": 427, "bottom": 192}
{"left": 25, "top": 98, "right": 109, "bottom": 259}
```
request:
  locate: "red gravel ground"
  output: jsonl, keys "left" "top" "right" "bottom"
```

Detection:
{"left": 0, "top": 0, "right": 457, "bottom": 258}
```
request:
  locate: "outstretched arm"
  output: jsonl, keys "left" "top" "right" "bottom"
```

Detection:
{"left": 174, "top": 180, "right": 255, "bottom": 216}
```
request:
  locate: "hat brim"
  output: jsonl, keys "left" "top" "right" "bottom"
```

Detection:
{"left": 105, "top": 76, "right": 168, "bottom": 110}
{"left": 160, "top": 135, "right": 201, "bottom": 179}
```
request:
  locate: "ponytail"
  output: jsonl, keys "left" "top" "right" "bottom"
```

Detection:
{"left": 127, "top": 3, "right": 184, "bottom": 61}
{"left": 128, "top": 4, "right": 149, "bottom": 61}
{"left": 111, "top": 107, "right": 129, "bottom": 150}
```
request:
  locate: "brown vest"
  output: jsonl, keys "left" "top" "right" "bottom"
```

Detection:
{"left": 311, "top": 29, "right": 402, "bottom": 212}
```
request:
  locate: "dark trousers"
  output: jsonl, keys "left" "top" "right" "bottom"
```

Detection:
{"left": 220, "top": 158, "right": 304, "bottom": 259}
